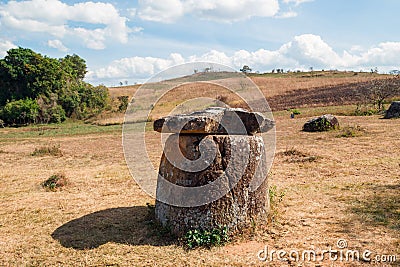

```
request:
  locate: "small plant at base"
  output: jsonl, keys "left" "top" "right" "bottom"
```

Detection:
{"left": 268, "top": 185, "right": 285, "bottom": 223}
{"left": 41, "top": 173, "right": 68, "bottom": 191}
{"left": 184, "top": 225, "right": 229, "bottom": 249}
{"left": 269, "top": 185, "right": 285, "bottom": 205}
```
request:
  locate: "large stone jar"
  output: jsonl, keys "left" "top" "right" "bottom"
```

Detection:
{"left": 153, "top": 107, "right": 274, "bottom": 236}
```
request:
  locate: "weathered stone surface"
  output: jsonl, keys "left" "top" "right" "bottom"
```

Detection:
{"left": 155, "top": 134, "right": 269, "bottom": 236}
{"left": 153, "top": 107, "right": 274, "bottom": 135}
{"left": 384, "top": 101, "right": 400, "bottom": 119}
{"left": 303, "top": 114, "right": 339, "bottom": 132}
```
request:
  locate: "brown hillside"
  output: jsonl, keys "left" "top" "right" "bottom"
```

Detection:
{"left": 108, "top": 72, "right": 391, "bottom": 114}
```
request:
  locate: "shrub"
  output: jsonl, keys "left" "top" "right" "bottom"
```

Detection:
{"left": 117, "top": 96, "right": 129, "bottom": 112}
{"left": 281, "top": 148, "right": 307, "bottom": 157}
{"left": 291, "top": 109, "right": 301, "bottom": 115}
{"left": 279, "top": 147, "right": 319, "bottom": 163}
{"left": 32, "top": 145, "right": 63, "bottom": 156}
{"left": 337, "top": 125, "right": 365, "bottom": 138}
{"left": 64, "top": 83, "right": 110, "bottom": 119}
{"left": 354, "top": 104, "right": 380, "bottom": 116}
{"left": 47, "top": 104, "right": 67, "bottom": 123}
{"left": 41, "top": 173, "right": 68, "bottom": 191}
{"left": 58, "top": 90, "right": 81, "bottom": 117}
{"left": 36, "top": 95, "right": 66, "bottom": 124}
{"left": 315, "top": 117, "right": 332, "bottom": 131}
{"left": 0, "top": 98, "right": 39, "bottom": 126}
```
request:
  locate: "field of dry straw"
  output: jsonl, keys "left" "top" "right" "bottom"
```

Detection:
{"left": 0, "top": 73, "right": 399, "bottom": 266}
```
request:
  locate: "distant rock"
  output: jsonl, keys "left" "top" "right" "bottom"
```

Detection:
{"left": 384, "top": 101, "right": 400, "bottom": 119}
{"left": 303, "top": 114, "right": 339, "bottom": 132}
{"left": 153, "top": 107, "right": 275, "bottom": 135}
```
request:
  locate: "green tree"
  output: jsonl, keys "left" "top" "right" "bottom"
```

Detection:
{"left": 0, "top": 47, "right": 110, "bottom": 126}
{"left": 60, "top": 54, "right": 87, "bottom": 82}
{"left": 240, "top": 65, "right": 252, "bottom": 73}
{"left": 0, "top": 47, "right": 63, "bottom": 105}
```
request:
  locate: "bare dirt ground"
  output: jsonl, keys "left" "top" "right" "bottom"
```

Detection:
{"left": 0, "top": 108, "right": 398, "bottom": 266}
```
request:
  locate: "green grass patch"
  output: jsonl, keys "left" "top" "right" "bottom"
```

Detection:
{"left": 336, "top": 125, "right": 366, "bottom": 138}
{"left": 41, "top": 173, "right": 68, "bottom": 191}
{"left": 0, "top": 120, "right": 121, "bottom": 140}
{"left": 268, "top": 185, "right": 286, "bottom": 223}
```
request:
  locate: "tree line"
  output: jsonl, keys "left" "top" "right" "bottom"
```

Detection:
{"left": 0, "top": 47, "right": 109, "bottom": 126}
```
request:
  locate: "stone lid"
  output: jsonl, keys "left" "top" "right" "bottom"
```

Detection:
{"left": 153, "top": 107, "right": 275, "bottom": 135}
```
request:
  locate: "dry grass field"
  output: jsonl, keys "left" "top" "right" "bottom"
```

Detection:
{"left": 0, "top": 73, "right": 399, "bottom": 266}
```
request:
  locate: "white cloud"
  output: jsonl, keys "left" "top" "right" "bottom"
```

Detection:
{"left": 0, "top": 39, "right": 17, "bottom": 57}
{"left": 282, "top": 0, "right": 313, "bottom": 6}
{"left": 275, "top": 11, "right": 298, "bottom": 18}
{"left": 47, "top": 39, "right": 69, "bottom": 52}
{"left": 89, "top": 34, "right": 400, "bottom": 84}
{"left": 138, "top": 0, "right": 185, "bottom": 23}
{"left": 188, "top": 50, "right": 232, "bottom": 66}
{"left": 350, "top": 45, "right": 364, "bottom": 53}
{"left": 185, "top": 0, "right": 280, "bottom": 22}
{"left": 92, "top": 53, "right": 186, "bottom": 79}
{"left": 73, "top": 28, "right": 106, "bottom": 50}
{"left": 0, "top": 14, "right": 67, "bottom": 37}
{"left": 127, "top": 8, "right": 137, "bottom": 18}
{"left": 0, "top": 0, "right": 132, "bottom": 49}
{"left": 355, "top": 42, "right": 400, "bottom": 67}
{"left": 138, "top": 0, "right": 280, "bottom": 23}
{"left": 279, "top": 34, "right": 342, "bottom": 68}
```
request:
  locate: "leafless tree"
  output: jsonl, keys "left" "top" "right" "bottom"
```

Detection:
{"left": 367, "top": 76, "right": 400, "bottom": 111}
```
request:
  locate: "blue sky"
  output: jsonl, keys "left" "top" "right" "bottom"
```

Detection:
{"left": 0, "top": 0, "right": 399, "bottom": 85}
